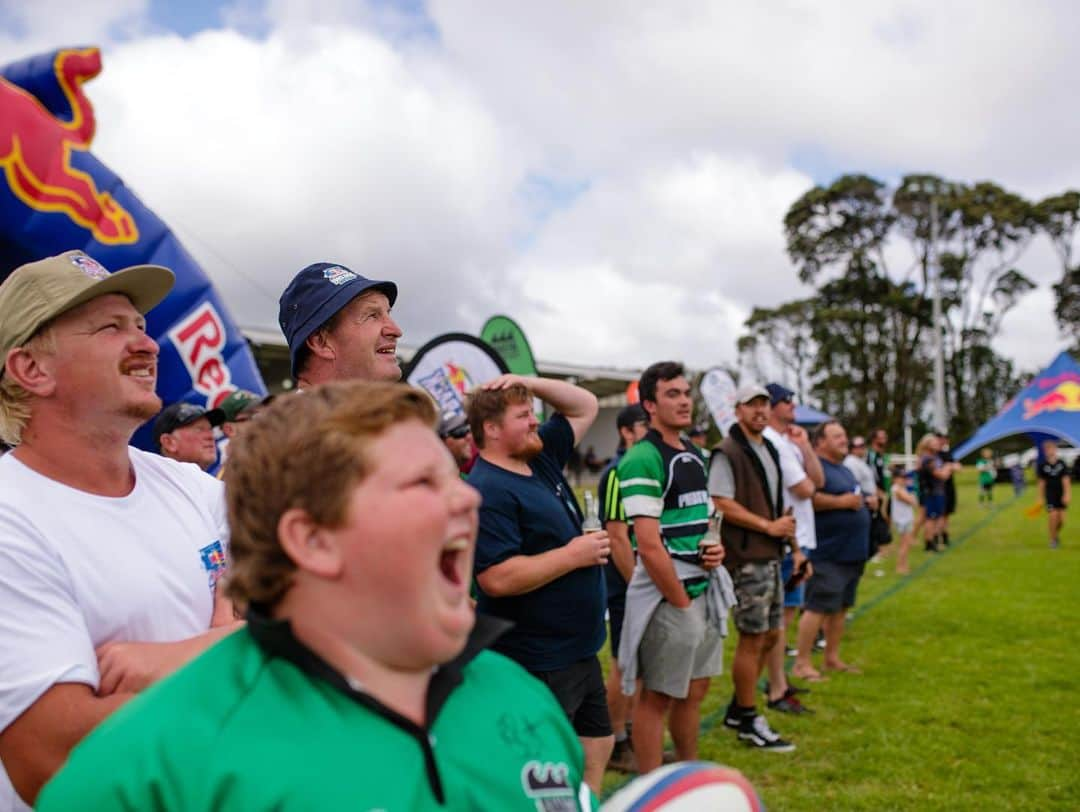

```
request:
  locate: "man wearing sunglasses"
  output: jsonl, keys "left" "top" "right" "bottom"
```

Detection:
{"left": 439, "top": 412, "right": 476, "bottom": 475}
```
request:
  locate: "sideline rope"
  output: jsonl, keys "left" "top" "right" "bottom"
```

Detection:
{"left": 599, "top": 494, "right": 1016, "bottom": 801}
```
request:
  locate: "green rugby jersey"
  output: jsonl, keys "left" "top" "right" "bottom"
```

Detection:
{"left": 38, "top": 613, "right": 596, "bottom": 812}
{"left": 617, "top": 429, "right": 710, "bottom": 583}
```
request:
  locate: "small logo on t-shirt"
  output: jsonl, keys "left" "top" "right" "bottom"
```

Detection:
{"left": 520, "top": 761, "right": 576, "bottom": 811}
{"left": 199, "top": 540, "right": 227, "bottom": 591}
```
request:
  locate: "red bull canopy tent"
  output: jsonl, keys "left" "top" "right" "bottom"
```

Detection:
{"left": 952, "top": 351, "right": 1080, "bottom": 460}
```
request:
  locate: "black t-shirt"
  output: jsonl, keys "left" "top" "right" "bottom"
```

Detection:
{"left": 1038, "top": 459, "right": 1068, "bottom": 504}
{"left": 470, "top": 414, "right": 606, "bottom": 672}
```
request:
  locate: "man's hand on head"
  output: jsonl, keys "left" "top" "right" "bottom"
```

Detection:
{"left": 481, "top": 374, "right": 529, "bottom": 391}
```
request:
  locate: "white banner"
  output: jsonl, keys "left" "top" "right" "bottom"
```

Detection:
{"left": 700, "top": 367, "right": 737, "bottom": 435}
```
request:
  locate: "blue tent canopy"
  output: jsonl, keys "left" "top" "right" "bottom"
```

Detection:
{"left": 953, "top": 351, "right": 1080, "bottom": 460}
{"left": 795, "top": 404, "right": 832, "bottom": 426}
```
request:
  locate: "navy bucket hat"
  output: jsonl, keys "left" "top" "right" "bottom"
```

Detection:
{"left": 278, "top": 262, "right": 397, "bottom": 378}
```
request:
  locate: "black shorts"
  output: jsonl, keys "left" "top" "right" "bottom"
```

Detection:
{"left": 804, "top": 560, "right": 865, "bottom": 614}
{"left": 530, "top": 656, "right": 612, "bottom": 738}
{"left": 608, "top": 592, "right": 626, "bottom": 659}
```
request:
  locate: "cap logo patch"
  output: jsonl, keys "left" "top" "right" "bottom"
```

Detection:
{"left": 69, "top": 253, "right": 109, "bottom": 280}
{"left": 323, "top": 266, "right": 358, "bottom": 286}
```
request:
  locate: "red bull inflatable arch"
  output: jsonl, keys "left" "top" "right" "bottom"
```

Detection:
{"left": 952, "top": 351, "right": 1080, "bottom": 460}
{"left": 0, "top": 47, "right": 266, "bottom": 449}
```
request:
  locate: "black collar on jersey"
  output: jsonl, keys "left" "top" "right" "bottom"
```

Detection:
{"left": 246, "top": 605, "right": 512, "bottom": 805}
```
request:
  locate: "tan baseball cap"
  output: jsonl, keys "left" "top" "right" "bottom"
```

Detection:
{"left": 0, "top": 251, "right": 175, "bottom": 375}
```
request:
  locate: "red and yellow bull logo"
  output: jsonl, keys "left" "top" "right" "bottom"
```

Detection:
{"left": 1023, "top": 373, "right": 1080, "bottom": 420}
{"left": 444, "top": 361, "right": 473, "bottom": 396}
{"left": 0, "top": 48, "right": 137, "bottom": 245}
{"left": 168, "top": 302, "right": 235, "bottom": 408}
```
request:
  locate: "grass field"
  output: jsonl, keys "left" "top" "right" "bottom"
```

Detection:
{"left": 597, "top": 470, "right": 1079, "bottom": 810}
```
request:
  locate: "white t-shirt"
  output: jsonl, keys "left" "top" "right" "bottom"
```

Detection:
{"left": 0, "top": 448, "right": 227, "bottom": 811}
{"left": 762, "top": 426, "right": 816, "bottom": 551}
{"left": 890, "top": 482, "right": 915, "bottom": 526}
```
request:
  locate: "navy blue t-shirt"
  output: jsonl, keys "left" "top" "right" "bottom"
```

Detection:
{"left": 469, "top": 414, "right": 606, "bottom": 672}
{"left": 811, "top": 457, "right": 871, "bottom": 564}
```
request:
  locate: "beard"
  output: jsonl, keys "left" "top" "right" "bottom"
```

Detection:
{"left": 509, "top": 433, "right": 544, "bottom": 462}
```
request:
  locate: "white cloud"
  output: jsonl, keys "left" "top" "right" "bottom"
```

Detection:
{"left": 2, "top": 0, "right": 1077, "bottom": 386}
{"left": 88, "top": 25, "right": 525, "bottom": 339}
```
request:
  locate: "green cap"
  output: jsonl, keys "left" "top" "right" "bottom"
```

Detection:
{"left": 218, "top": 389, "right": 271, "bottom": 421}
{"left": 0, "top": 251, "right": 174, "bottom": 377}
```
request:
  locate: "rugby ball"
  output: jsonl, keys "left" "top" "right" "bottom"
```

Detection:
{"left": 602, "top": 762, "right": 764, "bottom": 812}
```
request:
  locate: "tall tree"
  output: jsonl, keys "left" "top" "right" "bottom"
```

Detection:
{"left": 766, "top": 173, "right": 1037, "bottom": 437}
{"left": 1035, "top": 191, "right": 1080, "bottom": 354}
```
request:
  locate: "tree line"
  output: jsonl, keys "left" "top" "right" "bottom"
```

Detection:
{"left": 737, "top": 173, "right": 1080, "bottom": 443}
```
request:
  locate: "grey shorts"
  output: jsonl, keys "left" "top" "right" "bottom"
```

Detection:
{"left": 804, "top": 559, "right": 864, "bottom": 614}
{"left": 637, "top": 596, "right": 723, "bottom": 699}
{"left": 730, "top": 560, "right": 783, "bottom": 635}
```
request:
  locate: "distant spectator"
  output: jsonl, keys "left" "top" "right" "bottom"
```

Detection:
{"left": 152, "top": 402, "right": 225, "bottom": 471}
{"left": 596, "top": 403, "right": 649, "bottom": 772}
{"left": 1010, "top": 462, "right": 1026, "bottom": 495}
{"left": 976, "top": 448, "right": 996, "bottom": 506}
{"left": 584, "top": 445, "right": 605, "bottom": 474}
{"left": 844, "top": 436, "right": 884, "bottom": 554}
{"left": 794, "top": 420, "right": 870, "bottom": 679}
{"left": 438, "top": 411, "right": 475, "bottom": 475}
{"left": 1037, "top": 439, "right": 1070, "bottom": 549}
{"left": 218, "top": 390, "right": 273, "bottom": 440}
{"left": 687, "top": 424, "right": 711, "bottom": 460}
{"left": 936, "top": 432, "right": 958, "bottom": 546}
{"left": 711, "top": 383, "right": 801, "bottom": 752}
{"left": 916, "top": 434, "right": 955, "bottom": 552}
{"left": 890, "top": 465, "right": 918, "bottom": 575}
{"left": 761, "top": 383, "right": 822, "bottom": 716}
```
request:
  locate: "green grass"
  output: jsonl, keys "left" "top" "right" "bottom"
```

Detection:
{"left": 597, "top": 471, "right": 1080, "bottom": 810}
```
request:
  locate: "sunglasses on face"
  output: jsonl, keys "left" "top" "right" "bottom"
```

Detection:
{"left": 445, "top": 425, "right": 471, "bottom": 440}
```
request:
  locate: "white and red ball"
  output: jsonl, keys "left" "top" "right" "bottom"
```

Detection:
{"left": 602, "top": 762, "right": 764, "bottom": 812}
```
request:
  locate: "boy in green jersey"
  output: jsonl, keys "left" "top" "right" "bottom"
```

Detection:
{"left": 39, "top": 381, "right": 595, "bottom": 811}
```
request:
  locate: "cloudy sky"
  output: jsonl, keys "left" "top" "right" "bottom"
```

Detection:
{"left": 2, "top": 0, "right": 1077, "bottom": 377}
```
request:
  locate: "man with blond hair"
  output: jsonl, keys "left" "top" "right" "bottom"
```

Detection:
{"left": 466, "top": 374, "right": 611, "bottom": 794}
{"left": 0, "top": 251, "right": 239, "bottom": 808}
{"left": 39, "top": 382, "right": 596, "bottom": 811}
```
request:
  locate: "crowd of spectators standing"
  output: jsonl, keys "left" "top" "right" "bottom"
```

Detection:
{"left": 0, "top": 247, "right": 1073, "bottom": 808}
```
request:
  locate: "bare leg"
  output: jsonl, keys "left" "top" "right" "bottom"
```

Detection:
{"left": 896, "top": 531, "right": 913, "bottom": 574}
{"left": 732, "top": 631, "right": 769, "bottom": 707}
{"left": 1049, "top": 509, "right": 1064, "bottom": 545}
{"left": 793, "top": 610, "right": 825, "bottom": 680}
{"left": 632, "top": 689, "right": 672, "bottom": 774}
{"left": 822, "top": 611, "right": 854, "bottom": 671}
{"left": 605, "top": 659, "right": 630, "bottom": 739}
{"left": 765, "top": 628, "right": 788, "bottom": 702}
{"left": 580, "top": 735, "right": 614, "bottom": 795}
{"left": 668, "top": 678, "right": 709, "bottom": 761}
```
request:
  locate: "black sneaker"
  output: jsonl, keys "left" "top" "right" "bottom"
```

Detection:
{"left": 738, "top": 714, "right": 796, "bottom": 752}
{"left": 762, "top": 681, "right": 810, "bottom": 696}
{"left": 767, "top": 688, "right": 814, "bottom": 715}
